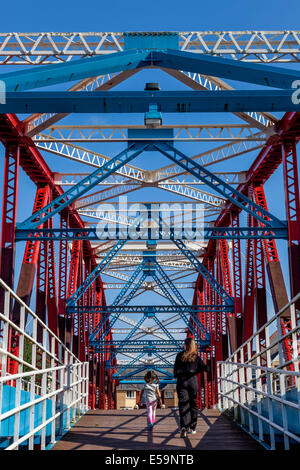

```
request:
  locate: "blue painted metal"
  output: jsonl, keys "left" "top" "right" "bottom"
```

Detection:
{"left": 2, "top": 43, "right": 298, "bottom": 93}
{"left": 90, "top": 253, "right": 210, "bottom": 348}
{"left": 144, "top": 103, "right": 162, "bottom": 127}
{"left": 90, "top": 262, "right": 147, "bottom": 341}
{"left": 3, "top": 90, "right": 300, "bottom": 113}
{"left": 124, "top": 32, "right": 179, "bottom": 50}
{"left": 0, "top": 384, "right": 70, "bottom": 449}
{"left": 153, "top": 263, "right": 187, "bottom": 305}
{"left": 113, "top": 366, "right": 174, "bottom": 381}
{"left": 173, "top": 239, "right": 234, "bottom": 306}
{"left": 108, "top": 315, "right": 147, "bottom": 363}
{"left": 112, "top": 353, "right": 147, "bottom": 376}
{"left": 90, "top": 339, "right": 210, "bottom": 352}
{"left": 17, "top": 143, "right": 148, "bottom": 230}
{"left": 127, "top": 127, "right": 174, "bottom": 145}
{"left": 154, "top": 143, "right": 286, "bottom": 228}
{"left": 111, "top": 364, "right": 172, "bottom": 371}
{"left": 151, "top": 49, "right": 300, "bottom": 89}
{"left": 151, "top": 266, "right": 211, "bottom": 337}
{"left": 1, "top": 50, "right": 149, "bottom": 91}
{"left": 70, "top": 305, "right": 235, "bottom": 315}
{"left": 113, "top": 366, "right": 150, "bottom": 381}
{"left": 67, "top": 239, "right": 127, "bottom": 306}
{"left": 2, "top": 48, "right": 299, "bottom": 93}
{"left": 15, "top": 225, "right": 288, "bottom": 241}
{"left": 150, "top": 271, "right": 210, "bottom": 342}
{"left": 151, "top": 352, "right": 173, "bottom": 367}
{"left": 150, "top": 311, "right": 185, "bottom": 347}
{"left": 118, "top": 380, "right": 177, "bottom": 384}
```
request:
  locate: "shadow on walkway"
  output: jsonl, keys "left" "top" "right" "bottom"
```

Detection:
{"left": 52, "top": 408, "right": 262, "bottom": 451}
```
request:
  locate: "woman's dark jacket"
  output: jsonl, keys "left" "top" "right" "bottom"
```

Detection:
{"left": 174, "top": 351, "right": 208, "bottom": 382}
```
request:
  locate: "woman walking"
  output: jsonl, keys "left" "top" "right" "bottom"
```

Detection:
{"left": 140, "top": 370, "right": 162, "bottom": 428}
{"left": 174, "top": 337, "right": 208, "bottom": 438}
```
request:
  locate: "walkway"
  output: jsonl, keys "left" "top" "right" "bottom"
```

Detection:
{"left": 52, "top": 409, "right": 262, "bottom": 451}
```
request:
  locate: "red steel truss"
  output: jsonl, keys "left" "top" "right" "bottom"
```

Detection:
{"left": 1, "top": 110, "right": 300, "bottom": 410}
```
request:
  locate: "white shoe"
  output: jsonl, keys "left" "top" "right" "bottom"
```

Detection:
{"left": 180, "top": 428, "right": 187, "bottom": 438}
{"left": 189, "top": 429, "right": 196, "bottom": 434}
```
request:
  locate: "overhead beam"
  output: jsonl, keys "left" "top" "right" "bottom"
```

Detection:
{"left": 2, "top": 90, "right": 300, "bottom": 113}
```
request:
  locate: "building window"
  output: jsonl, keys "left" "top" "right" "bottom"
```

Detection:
{"left": 126, "top": 390, "right": 135, "bottom": 399}
{"left": 165, "top": 391, "right": 173, "bottom": 399}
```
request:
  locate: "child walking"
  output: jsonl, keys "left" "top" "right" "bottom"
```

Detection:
{"left": 140, "top": 371, "right": 162, "bottom": 428}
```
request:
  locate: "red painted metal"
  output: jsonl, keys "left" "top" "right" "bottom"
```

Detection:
{"left": 0, "top": 145, "right": 20, "bottom": 289}
{"left": 1, "top": 109, "right": 300, "bottom": 411}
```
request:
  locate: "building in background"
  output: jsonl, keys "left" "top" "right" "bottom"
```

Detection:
{"left": 116, "top": 383, "right": 178, "bottom": 409}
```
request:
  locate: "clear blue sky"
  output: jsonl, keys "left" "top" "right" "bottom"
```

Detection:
{"left": 0, "top": 0, "right": 299, "bottom": 343}
{"left": 0, "top": 0, "right": 300, "bottom": 32}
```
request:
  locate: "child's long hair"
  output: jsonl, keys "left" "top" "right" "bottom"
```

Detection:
{"left": 181, "top": 337, "right": 198, "bottom": 362}
{"left": 144, "top": 370, "right": 159, "bottom": 383}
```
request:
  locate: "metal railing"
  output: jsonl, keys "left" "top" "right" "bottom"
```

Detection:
{"left": 217, "top": 292, "right": 300, "bottom": 450}
{"left": 0, "top": 278, "right": 89, "bottom": 450}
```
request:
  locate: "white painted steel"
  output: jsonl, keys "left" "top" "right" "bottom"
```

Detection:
{"left": 217, "top": 292, "right": 300, "bottom": 450}
{"left": 0, "top": 278, "right": 89, "bottom": 450}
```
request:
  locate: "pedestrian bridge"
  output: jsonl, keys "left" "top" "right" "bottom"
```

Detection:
{"left": 0, "top": 29, "right": 300, "bottom": 452}
{"left": 0, "top": 279, "right": 299, "bottom": 450}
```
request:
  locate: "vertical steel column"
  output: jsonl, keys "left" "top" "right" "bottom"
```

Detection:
{"left": 14, "top": 186, "right": 49, "bottom": 311}
{"left": 220, "top": 239, "right": 241, "bottom": 354}
{"left": 58, "top": 213, "right": 69, "bottom": 342}
{"left": 231, "top": 213, "right": 243, "bottom": 318}
{"left": 78, "top": 252, "right": 87, "bottom": 361}
{"left": 282, "top": 140, "right": 300, "bottom": 299}
{"left": 243, "top": 187, "right": 256, "bottom": 344}
{"left": 0, "top": 145, "right": 20, "bottom": 289}
{"left": 67, "top": 239, "right": 81, "bottom": 351}
{"left": 46, "top": 211, "right": 58, "bottom": 337}
{"left": 36, "top": 236, "right": 49, "bottom": 342}
{"left": 253, "top": 183, "right": 294, "bottom": 364}
{"left": 1, "top": 145, "right": 20, "bottom": 376}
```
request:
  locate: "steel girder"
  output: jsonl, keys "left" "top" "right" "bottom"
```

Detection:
{"left": 32, "top": 124, "right": 270, "bottom": 143}
{"left": 154, "top": 143, "right": 286, "bottom": 228}
{"left": 16, "top": 143, "right": 148, "bottom": 230}
{"left": 72, "top": 305, "right": 230, "bottom": 315}
{"left": 2, "top": 48, "right": 300, "bottom": 91}
{"left": 3, "top": 90, "right": 300, "bottom": 114}
{"left": 15, "top": 226, "right": 288, "bottom": 241}
{"left": 67, "top": 240, "right": 127, "bottom": 306}
{"left": 90, "top": 339, "right": 210, "bottom": 352}
{"left": 2, "top": 26, "right": 300, "bottom": 404}
{"left": 173, "top": 239, "right": 233, "bottom": 307}
{"left": 1, "top": 31, "right": 300, "bottom": 64}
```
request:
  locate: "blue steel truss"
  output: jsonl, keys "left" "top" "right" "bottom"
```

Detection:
{"left": 89, "top": 255, "right": 211, "bottom": 346}
{"left": 70, "top": 304, "right": 233, "bottom": 315}
{"left": 113, "top": 366, "right": 174, "bottom": 381}
{"left": 149, "top": 270, "right": 210, "bottom": 341}
{"left": 67, "top": 239, "right": 127, "bottom": 306}
{"left": 3, "top": 90, "right": 300, "bottom": 114}
{"left": 3, "top": 48, "right": 300, "bottom": 91}
{"left": 16, "top": 143, "right": 148, "bottom": 230}
{"left": 154, "top": 143, "right": 285, "bottom": 228}
{"left": 7, "top": 32, "right": 296, "bottom": 389}
{"left": 89, "top": 339, "right": 210, "bottom": 352}
{"left": 96, "top": 264, "right": 148, "bottom": 341}
{"left": 15, "top": 225, "right": 288, "bottom": 241}
{"left": 173, "top": 239, "right": 234, "bottom": 306}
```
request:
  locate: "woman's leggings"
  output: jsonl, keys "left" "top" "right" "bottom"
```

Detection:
{"left": 146, "top": 400, "right": 157, "bottom": 424}
{"left": 177, "top": 377, "right": 198, "bottom": 430}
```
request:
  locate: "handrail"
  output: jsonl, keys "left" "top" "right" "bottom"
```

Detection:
{"left": 0, "top": 278, "right": 89, "bottom": 450}
{"left": 217, "top": 292, "right": 300, "bottom": 450}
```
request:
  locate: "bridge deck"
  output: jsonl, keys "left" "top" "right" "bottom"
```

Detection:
{"left": 52, "top": 409, "right": 262, "bottom": 451}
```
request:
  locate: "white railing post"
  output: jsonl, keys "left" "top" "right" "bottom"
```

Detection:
{"left": 0, "top": 278, "right": 89, "bottom": 450}
{"left": 216, "top": 290, "right": 300, "bottom": 450}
